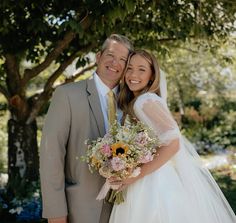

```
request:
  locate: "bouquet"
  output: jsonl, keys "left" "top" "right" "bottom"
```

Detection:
{"left": 83, "top": 116, "right": 160, "bottom": 204}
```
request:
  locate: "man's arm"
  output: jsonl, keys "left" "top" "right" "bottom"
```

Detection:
{"left": 40, "top": 86, "right": 71, "bottom": 218}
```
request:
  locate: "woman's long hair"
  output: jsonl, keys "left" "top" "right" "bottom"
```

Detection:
{"left": 118, "top": 50, "right": 161, "bottom": 121}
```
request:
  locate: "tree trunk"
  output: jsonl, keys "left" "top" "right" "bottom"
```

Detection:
{"left": 7, "top": 118, "right": 39, "bottom": 197}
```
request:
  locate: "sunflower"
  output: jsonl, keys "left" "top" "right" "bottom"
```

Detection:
{"left": 111, "top": 142, "right": 129, "bottom": 157}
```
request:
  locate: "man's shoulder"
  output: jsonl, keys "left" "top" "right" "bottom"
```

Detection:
{"left": 59, "top": 80, "right": 86, "bottom": 90}
{"left": 56, "top": 77, "right": 94, "bottom": 93}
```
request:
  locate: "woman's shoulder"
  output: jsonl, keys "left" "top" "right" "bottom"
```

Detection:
{"left": 133, "top": 92, "right": 168, "bottom": 119}
{"left": 134, "top": 92, "right": 165, "bottom": 107}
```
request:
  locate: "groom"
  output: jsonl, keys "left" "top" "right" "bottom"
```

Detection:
{"left": 40, "top": 34, "right": 133, "bottom": 223}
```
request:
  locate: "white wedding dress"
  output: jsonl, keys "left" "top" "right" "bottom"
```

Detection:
{"left": 109, "top": 93, "right": 236, "bottom": 223}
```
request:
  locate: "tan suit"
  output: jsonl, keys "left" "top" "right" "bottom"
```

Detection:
{"left": 40, "top": 77, "right": 112, "bottom": 223}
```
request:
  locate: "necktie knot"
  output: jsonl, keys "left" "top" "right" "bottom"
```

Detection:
{"left": 107, "top": 90, "right": 116, "bottom": 127}
{"left": 107, "top": 90, "right": 115, "bottom": 98}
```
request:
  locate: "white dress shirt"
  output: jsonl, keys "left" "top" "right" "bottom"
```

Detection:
{"left": 94, "top": 73, "right": 123, "bottom": 133}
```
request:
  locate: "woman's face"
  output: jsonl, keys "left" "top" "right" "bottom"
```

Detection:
{"left": 125, "top": 54, "right": 153, "bottom": 96}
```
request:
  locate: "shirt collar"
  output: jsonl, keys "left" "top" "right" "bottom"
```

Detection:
{"left": 94, "top": 72, "right": 119, "bottom": 97}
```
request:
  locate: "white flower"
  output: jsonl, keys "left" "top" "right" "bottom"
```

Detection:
{"left": 9, "top": 206, "right": 23, "bottom": 214}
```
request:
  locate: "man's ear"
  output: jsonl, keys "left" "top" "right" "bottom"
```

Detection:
{"left": 96, "top": 52, "right": 101, "bottom": 64}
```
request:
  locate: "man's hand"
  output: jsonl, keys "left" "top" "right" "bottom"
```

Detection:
{"left": 48, "top": 216, "right": 67, "bottom": 223}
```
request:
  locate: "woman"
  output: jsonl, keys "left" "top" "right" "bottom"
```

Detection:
{"left": 109, "top": 50, "right": 236, "bottom": 223}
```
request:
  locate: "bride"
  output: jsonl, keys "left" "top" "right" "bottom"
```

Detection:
{"left": 109, "top": 50, "right": 236, "bottom": 223}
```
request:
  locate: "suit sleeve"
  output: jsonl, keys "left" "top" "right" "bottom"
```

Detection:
{"left": 40, "top": 86, "right": 71, "bottom": 218}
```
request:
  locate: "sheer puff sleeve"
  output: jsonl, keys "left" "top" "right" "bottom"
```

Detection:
{"left": 134, "top": 93, "right": 181, "bottom": 146}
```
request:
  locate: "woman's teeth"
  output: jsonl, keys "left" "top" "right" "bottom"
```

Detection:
{"left": 130, "top": 80, "right": 140, "bottom": 84}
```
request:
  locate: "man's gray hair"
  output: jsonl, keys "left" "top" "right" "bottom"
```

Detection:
{"left": 101, "top": 34, "right": 134, "bottom": 53}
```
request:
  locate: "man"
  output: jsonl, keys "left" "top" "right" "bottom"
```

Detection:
{"left": 40, "top": 34, "right": 133, "bottom": 223}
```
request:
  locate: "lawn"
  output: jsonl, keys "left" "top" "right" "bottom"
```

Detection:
{"left": 212, "top": 168, "right": 236, "bottom": 213}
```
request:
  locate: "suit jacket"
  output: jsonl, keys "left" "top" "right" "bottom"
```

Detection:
{"left": 40, "top": 77, "right": 112, "bottom": 223}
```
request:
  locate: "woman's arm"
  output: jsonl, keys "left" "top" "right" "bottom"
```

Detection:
{"left": 119, "top": 94, "right": 181, "bottom": 189}
{"left": 120, "top": 139, "right": 179, "bottom": 189}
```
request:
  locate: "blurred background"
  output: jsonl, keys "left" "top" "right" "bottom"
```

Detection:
{"left": 0, "top": 0, "right": 236, "bottom": 222}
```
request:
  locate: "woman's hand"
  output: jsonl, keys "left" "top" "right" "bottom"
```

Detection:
{"left": 118, "top": 175, "right": 140, "bottom": 191}
{"left": 109, "top": 167, "right": 142, "bottom": 191}
{"left": 108, "top": 176, "right": 123, "bottom": 190}
{"left": 108, "top": 175, "right": 139, "bottom": 191}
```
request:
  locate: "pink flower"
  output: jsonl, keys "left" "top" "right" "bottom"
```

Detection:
{"left": 101, "top": 144, "right": 112, "bottom": 157}
{"left": 135, "top": 132, "right": 148, "bottom": 145}
{"left": 139, "top": 151, "right": 153, "bottom": 164}
{"left": 111, "top": 157, "right": 125, "bottom": 171}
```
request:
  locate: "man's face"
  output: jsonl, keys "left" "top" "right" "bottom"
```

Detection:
{"left": 96, "top": 40, "right": 129, "bottom": 88}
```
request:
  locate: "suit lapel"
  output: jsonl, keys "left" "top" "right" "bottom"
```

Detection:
{"left": 87, "top": 77, "right": 106, "bottom": 137}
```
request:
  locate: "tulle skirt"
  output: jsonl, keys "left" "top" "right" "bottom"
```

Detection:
{"left": 109, "top": 137, "right": 236, "bottom": 223}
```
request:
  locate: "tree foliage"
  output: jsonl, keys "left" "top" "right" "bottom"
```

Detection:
{"left": 161, "top": 37, "right": 236, "bottom": 150}
{"left": 0, "top": 1, "right": 235, "bottom": 115}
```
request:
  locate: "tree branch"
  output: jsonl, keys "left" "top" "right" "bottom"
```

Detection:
{"left": 45, "top": 53, "right": 79, "bottom": 92}
{"left": 22, "top": 31, "right": 76, "bottom": 84}
{"left": 26, "top": 41, "right": 96, "bottom": 124}
{"left": 25, "top": 52, "right": 78, "bottom": 124}
{"left": 5, "top": 54, "right": 22, "bottom": 96}
{"left": 26, "top": 47, "right": 96, "bottom": 124}
{"left": 22, "top": 13, "right": 92, "bottom": 85}
{"left": 42, "top": 42, "right": 96, "bottom": 96}
{"left": 65, "top": 63, "right": 96, "bottom": 83}
{"left": 177, "top": 46, "right": 199, "bottom": 53}
{"left": 157, "top": 35, "right": 195, "bottom": 43}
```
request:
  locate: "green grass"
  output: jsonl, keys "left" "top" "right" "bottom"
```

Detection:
{"left": 213, "top": 169, "right": 236, "bottom": 214}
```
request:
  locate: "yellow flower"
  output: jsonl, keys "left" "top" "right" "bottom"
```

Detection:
{"left": 111, "top": 142, "right": 129, "bottom": 157}
{"left": 91, "top": 156, "right": 101, "bottom": 168}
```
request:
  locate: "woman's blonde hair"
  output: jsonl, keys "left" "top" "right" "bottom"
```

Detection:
{"left": 118, "top": 50, "right": 161, "bottom": 120}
